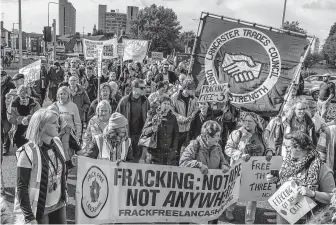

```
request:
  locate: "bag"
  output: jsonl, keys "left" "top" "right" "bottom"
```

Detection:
{"left": 138, "top": 132, "right": 157, "bottom": 149}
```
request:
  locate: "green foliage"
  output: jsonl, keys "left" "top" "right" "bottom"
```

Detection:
{"left": 328, "top": 22, "right": 336, "bottom": 37}
{"left": 282, "top": 21, "right": 307, "bottom": 34}
{"left": 176, "top": 31, "right": 196, "bottom": 52}
{"left": 323, "top": 33, "right": 336, "bottom": 66}
{"left": 303, "top": 52, "right": 324, "bottom": 68}
{"left": 129, "top": 4, "right": 182, "bottom": 55}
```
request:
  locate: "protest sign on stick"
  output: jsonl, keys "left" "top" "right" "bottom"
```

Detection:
{"left": 198, "top": 84, "right": 229, "bottom": 102}
{"left": 82, "top": 38, "right": 118, "bottom": 60}
{"left": 19, "top": 59, "right": 41, "bottom": 85}
{"left": 268, "top": 180, "right": 316, "bottom": 224}
{"left": 76, "top": 156, "right": 242, "bottom": 224}
{"left": 123, "top": 39, "right": 149, "bottom": 62}
{"left": 239, "top": 156, "right": 283, "bottom": 201}
{"left": 152, "top": 52, "right": 163, "bottom": 61}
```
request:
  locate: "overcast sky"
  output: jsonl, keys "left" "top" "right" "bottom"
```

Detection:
{"left": 1, "top": 0, "right": 335, "bottom": 44}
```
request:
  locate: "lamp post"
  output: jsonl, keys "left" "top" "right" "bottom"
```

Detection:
{"left": 282, "top": 0, "right": 288, "bottom": 28}
{"left": 19, "top": 0, "right": 23, "bottom": 67}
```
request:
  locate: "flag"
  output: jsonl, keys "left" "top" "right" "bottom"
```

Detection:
{"left": 20, "top": 59, "right": 41, "bottom": 85}
{"left": 123, "top": 39, "right": 149, "bottom": 62}
{"left": 82, "top": 38, "right": 118, "bottom": 60}
{"left": 190, "top": 14, "right": 308, "bottom": 117}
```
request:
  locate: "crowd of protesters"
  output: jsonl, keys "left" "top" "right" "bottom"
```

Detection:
{"left": 1, "top": 56, "right": 336, "bottom": 224}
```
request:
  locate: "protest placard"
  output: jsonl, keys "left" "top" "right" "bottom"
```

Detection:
{"left": 19, "top": 59, "right": 41, "bottom": 85}
{"left": 198, "top": 84, "right": 229, "bottom": 102}
{"left": 239, "top": 156, "right": 283, "bottom": 201}
{"left": 152, "top": 52, "right": 163, "bottom": 61}
{"left": 123, "top": 39, "right": 149, "bottom": 62}
{"left": 97, "top": 46, "right": 103, "bottom": 77}
{"left": 76, "top": 156, "right": 241, "bottom": 224}
{"left": 82, "top": 38, "right": 118, "bottom": 60}
{"left": 268, "top": 180, "right": 317, "bottom": 224}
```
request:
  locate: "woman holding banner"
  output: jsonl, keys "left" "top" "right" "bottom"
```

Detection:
{"left": 179, "top": 120, "right": 230, "bottom": 224}
{"left": 267, "top": 131, "right": 335, "bottom": 224}
{"left": 224, "top": 112, "right": 273, "bottom": 223}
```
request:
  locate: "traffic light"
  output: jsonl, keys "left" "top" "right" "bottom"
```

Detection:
{"left": 43, "top": 26, "right": 52, "bottom": 42}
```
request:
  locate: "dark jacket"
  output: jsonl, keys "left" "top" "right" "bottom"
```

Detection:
{"left": 185, "top": 108, "right": 223, "bottom": 147}
{"left": 85, "top": 76, "right": 98, "bottom": 102}
{"left": 71, "top": 85, "right": 91, "bottom": 122}
{"left": 1, "top": 76, "right": 15, "bottom": 120}
{"left": 116, "top": 93, "right": 150, "bottom": 137}
{"left": 46, "top": 67, "right": 64, "bottom": 87}
{"left": 7, "top": 97, "right": 41, "bottom": 125}
{"left": 87, "top": 98, "right": 118, "bottom": 121}
{"left": 142, "top": 111, "right": 179, "bottom": 165}
{"left": 154, "top": 71, "right": 178, "bottom": 84}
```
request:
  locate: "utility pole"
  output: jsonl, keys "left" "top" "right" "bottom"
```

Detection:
{"left": 53, "top": 19, "right": 56, "bottom": 61}
{"left": 83, "top": 27, "right": 84, "bottom": 37}
{"left": 19, "top": 0, "right": 23, "bottom": 67}
{"left": 282, "top": 0, "right": 288, "bottom": 28}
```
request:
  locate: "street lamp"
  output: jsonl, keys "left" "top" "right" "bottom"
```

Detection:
{"left": 48, "top": 1, "right": 65, "bottom": 27}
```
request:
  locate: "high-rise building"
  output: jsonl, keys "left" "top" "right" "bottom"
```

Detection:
{"left": 126, "top": 6, "right": 139, "bottom": 34}
{"left": 98, "top": 5, "right": 127, "bottom": 35}
{"left": 59, "top": 0, "right": 76, "bottom": 35}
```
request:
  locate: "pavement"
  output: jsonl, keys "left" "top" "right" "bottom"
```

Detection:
{"left": 2, "top": 146, "right": 277, "bottom": 224}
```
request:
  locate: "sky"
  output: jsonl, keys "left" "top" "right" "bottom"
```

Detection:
{"left": 1, "top": 0, "right": 336, "bottom": 45}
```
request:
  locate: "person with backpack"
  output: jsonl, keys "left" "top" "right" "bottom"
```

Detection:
{"left": 179, "top": 120, "right": 230, "bottom": 224}
{"left": 317, "top": 73, "right": 335, "bottom": 121}
{"left": 224, "top": 112, "right": 273, "bottom": 223}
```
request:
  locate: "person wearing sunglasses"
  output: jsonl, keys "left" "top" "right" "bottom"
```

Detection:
{"left": 116, "top": 79, "right": 150, "bottom": 163}
{"left": 7, "top": 85, "right": 41, "bottom": 148}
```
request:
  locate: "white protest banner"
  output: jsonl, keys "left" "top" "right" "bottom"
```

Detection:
{"left": 239, "top": 156, "right": 283, "bottom": 201}
{"left": 76, "top": 156, "right": 241, "bottom": 224}
{"left": 268, "top": 180, "right": 316, "bottom": 224}
{"left": 97, "top": 46, "right": 103, "bottom": 77}
{"left": 19, "top": 59, "right": 41, "bottom": 85}
{"left": 123, "top": 39, "right": 149, "bottom": 62}
{"left": 198, "top": 84, "right": 229, "bottom": 102}
{"left": 152, "top": 52, "right": 163, "bottom": 61}
{"left": 82, "top": 38, "right": 118, "bottom": 60}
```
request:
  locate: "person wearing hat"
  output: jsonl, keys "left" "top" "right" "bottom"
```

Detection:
{"left": 46, "top": 61, "right": 65, "bottom": 102}
{"left": 317, "top": 73, "right": 335, "bottom": 121}
{"left": 116, "top": 79, "right": 150, "bottom": 163}
{"left": 1, "top": 69, "right": 15, "bottom": 156}
{"left": 12, "top": 73, "right": 41, "bottom": 104}
{"left": 79, "top": 112, "right": 133, "bottom": 163}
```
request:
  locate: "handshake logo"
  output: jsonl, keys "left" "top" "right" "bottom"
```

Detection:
{"left": 222, "top": 53, "right": 262, "bottom": 83}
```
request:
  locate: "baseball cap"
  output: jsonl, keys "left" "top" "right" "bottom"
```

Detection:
{"left": 12, "top": 73, "right": 25, "bottom": 81}
{"left": 54, "top": 61, "right": 60, "bottom": 67}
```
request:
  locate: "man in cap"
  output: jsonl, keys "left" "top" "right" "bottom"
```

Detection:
{"left": 46, "top": 61, "right": 65, "bottom": 101}
{"left": 1, "top": 69, "right": 15, "bottom": 156}
{"left": 317, "top": 73, "right": 335, "bottom": 120}
{"left": 116, "top": 79, "right": 150, "bottom": 163}
{"left": 12, "top": 73, "right": 40, "bottom": 103}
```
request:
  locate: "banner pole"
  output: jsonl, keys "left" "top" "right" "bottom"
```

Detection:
{"left": 277, "top": 37, "right": 315, "bottom": 117}
{"left": 188, "top": 12, "right": 205, "bottom": 75}
{"left": 202, "top": 12, "right": 314, "bottom": 39}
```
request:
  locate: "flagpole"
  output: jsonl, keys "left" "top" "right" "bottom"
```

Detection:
{"left": 282, "top": 0, "right": 288, "bottom": 28}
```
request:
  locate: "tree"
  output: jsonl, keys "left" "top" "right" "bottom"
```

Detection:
{"left": 129, "top": 4, "right": 182, "bottom": 55}
{"left": 282, "top": 21, "right": 307, "bottom": 34}
{"left": 328, "top": 22, "right": 336, "bottom": 37}
{"left": 303, "top": 52, "right": 324, "bottom": 68}
{"left": 323, "top": 33, "right": 336, "bottom": 66}
{"left": 176, "top": 31, "right": 196, "bottom": 53}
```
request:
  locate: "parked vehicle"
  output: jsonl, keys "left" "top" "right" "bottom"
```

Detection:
{"left": 303, "top": 74, "right": 336, "bottom": 102}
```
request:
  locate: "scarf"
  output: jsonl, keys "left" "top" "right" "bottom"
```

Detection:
{"left": 280, "top": 149, "right": 322, "bottom": 191}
